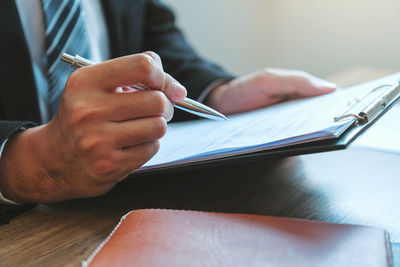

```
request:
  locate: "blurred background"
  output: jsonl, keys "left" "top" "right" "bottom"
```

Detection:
{"left": 163, "top": 0, "right": 400, "bottom": 80}
{"left": 163, "top": 0, "right": 400, "bottom": 152}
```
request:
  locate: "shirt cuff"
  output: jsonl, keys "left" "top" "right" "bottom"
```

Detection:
{"left": 0, "top": 138, "right": 21, "bottom": 205}
{"left": 197, "top": 78, "right": 232, "bottom": 103}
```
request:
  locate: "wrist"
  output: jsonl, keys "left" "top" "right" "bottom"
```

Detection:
{"left": 204, "top": 82, "right": 229, "bottom": 112}
{"left": 0, "top": 125, "right": 55, "bottom": 203}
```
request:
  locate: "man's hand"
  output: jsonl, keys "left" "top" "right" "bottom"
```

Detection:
{"left": 0, "top": 52, "right": 186, "bottom": 203}
{"left": 205, "top": 68, "right": 337, "bottom": 114}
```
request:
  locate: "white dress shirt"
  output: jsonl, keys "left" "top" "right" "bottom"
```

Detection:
{"left": 0, "top": 0, "right": 110, "bottom": 204}
{"left": 15, "top": 0, "right": 110, "bottom": 123}
{"left": 1, "top": 0, "right": 223, "bottom": 205}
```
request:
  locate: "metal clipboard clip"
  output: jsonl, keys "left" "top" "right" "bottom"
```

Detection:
{"left": 334, "top": 82, "right": 400, "bottom": 125}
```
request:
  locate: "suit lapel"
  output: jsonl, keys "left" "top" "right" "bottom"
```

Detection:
{"left": 0, "top": 0, "right": 145, "bottom": 122}
{"left": 0, "top": 1, "right": 41, "bottom": 123}
{"left": 101, "top": 0, "right": 145, "bottom": 57}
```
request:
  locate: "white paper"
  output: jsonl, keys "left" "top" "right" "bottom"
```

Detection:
{"left": 138, "top": 73, "right": 400, "bottom": 171}
{"left": 353, "top": 103, "right": 400, "bottom": 153}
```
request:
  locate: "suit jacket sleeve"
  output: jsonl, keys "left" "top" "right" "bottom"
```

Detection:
{"left": 143, "top": 0, "right": 235, "bottom": 101}
{"left": 0, "top": 121, "right": 36, "bottom": 146}
{"left": 0, "top": 121, "right": 36, "bottom": 222}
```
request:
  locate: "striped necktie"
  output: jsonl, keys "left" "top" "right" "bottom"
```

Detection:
{"left": 42, "top": 0, "right": 91, "bottom": 119}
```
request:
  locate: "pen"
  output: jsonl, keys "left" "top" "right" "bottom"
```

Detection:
{"left": 60, "top": 53, "right": 228, "bottom": 121}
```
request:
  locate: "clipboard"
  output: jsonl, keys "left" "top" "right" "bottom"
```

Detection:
{"left": 133, "top": 81, "right": 400, "bottom": 176}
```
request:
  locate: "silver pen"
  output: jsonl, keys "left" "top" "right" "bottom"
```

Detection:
{"left": 60, "top": 53, "right": 228, "bottom": 121}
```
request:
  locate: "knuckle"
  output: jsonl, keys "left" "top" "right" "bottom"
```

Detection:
{"left": 94, "top": 156, "right": 117, "bottom": 176}
{"left": 152, "top": 117, "right": 167, "bottom": 139}
{"left": 162, "top": 74, "right": 173, "bottom": 91}
{"left": 261, "top": 68, "right": 271, "bottom": 75}
{"left": 69, "top": 101, "right": 88, "bottom": 125}
{"left": 165, "top": 107, "right": 174, "bottom": 122}
{"left": 257, "top": 69, "right": 272, "bottom": 84}
{"left": 144, "top": 51, "right": 160, "bottom": 61}
{"left": 137, "top": 54, "right": 154, "bottom": 77}
{"left": 77, "top": 135, "right": 102, "bottom": 153}
{"left": 69, "top": 100, "right": 101, "bottom": 125}
{"left": 150, "top": 140, "right": 161, "bottom": 155}
{"left": 128, "top": 141, "right": 160, "bottom": 171}
{"left": 95, "top": 160, "right": 113, "bottom": 175}
{"left": 150, "top": 91, "right": 167, "bottom": 115}
{"left": 263, "top": 68, "right": 274, "bottom": 77}
{"left": 65, "top": 69, "right": 84, "bottom": 92}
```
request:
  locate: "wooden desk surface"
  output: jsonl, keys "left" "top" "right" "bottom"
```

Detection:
{"left": 1, "top": 69, "right": 399, "bottom": 266}
{"left": 0, "top": 147, "right": 399, "bottom": 266}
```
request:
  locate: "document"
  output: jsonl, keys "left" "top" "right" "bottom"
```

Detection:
{"left": 138, "top": 73, "right": 400, "bottom": 172}
{"left": 354, "top": 103, "right": 400, "bottom": 153}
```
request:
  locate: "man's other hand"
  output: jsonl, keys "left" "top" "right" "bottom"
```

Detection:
{"left": 0, "top": 52, "right": 186, "bottom": 203}
{"left": 205, "top": 68, "right": 336, "bottom": 115}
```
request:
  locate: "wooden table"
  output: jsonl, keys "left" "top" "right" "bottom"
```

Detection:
{"left": 1, "top": 69, "right": 399, "bottom": 266}
{"left": 0, "top": 147, "right": 399, "bottom": 266}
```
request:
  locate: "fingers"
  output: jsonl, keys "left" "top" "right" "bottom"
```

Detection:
{"left": 75, "top": 52, "right": 186, "bottom": 102}
{"left": 260, "top": 69, "right": 336, "bottom": 99}
{"left": 90, "top": 141, "right": 161, "bottom": 185}
{"left": 143, "top": 51, "right": 187, "bottom": 101}
{"left": 162, "top": 72, "right": 187, "bottom": 102}
{"left": 44, "top": 52, "right": 186, "bottom": 200}
{"left": 100, "top": 115, "right": 166, "bottom": 181}
{"left": 89, "top": 54, "right": 161, "bottom": 88}
{"left": 144, "top": 51, "right": 163, "bottom": 70}
{"left": 107, "top": 116, "right": 168, "bottom": 149}
{"left": 104, "top": 90, "right": 174, "bottom": 122}
{"left": 294, "top": 74, "right": 337, "bottom": 97}
{"left": 114, "top": 141, "right": 161, "bottom": 181}
{"left": 86, "top": 116, "right": 167, "bottom": 180}
{"left": 309, "top": 78, "right": 337, "bottom": 94}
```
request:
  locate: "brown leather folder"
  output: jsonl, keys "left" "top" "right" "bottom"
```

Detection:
{"left": 83, "top": 209, "right": 393, "bottom": 267}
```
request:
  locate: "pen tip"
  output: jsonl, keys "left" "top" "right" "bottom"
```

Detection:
{"left": 220, "top": 115, "right": 229, "bottom": 121}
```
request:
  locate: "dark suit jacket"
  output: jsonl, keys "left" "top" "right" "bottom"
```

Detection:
{"left": 0, "top": 0, "right": 233, "bottom": 219}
